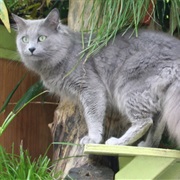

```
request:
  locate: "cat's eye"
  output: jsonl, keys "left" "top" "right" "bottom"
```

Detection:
{"left": 22, "top": 36, "right": 29, "bottom": 43}
{"left": 38, "top": 35, "right": 47, "bottom": 42}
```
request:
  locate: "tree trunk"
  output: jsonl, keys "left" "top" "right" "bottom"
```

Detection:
{"left": 68, "top": 0, "right": 100, "bottom": 31}
{"left": 48, "top": 99, "right": 86, "bottom": 176}
{"left": 49, "top": 97, "right": 129, "bottom": 179}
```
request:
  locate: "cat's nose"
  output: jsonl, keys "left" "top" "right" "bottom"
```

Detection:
{"left": 29, "top": 47, "right": 36, "bottom": 53}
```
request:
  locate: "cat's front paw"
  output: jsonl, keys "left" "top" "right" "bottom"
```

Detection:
{"left": 105, "top": 137, "right": 122, "bottom": 145}
{"left": 80, "top": 135, "right": 101, "bottom": 145}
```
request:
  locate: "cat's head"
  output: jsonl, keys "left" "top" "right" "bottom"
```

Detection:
{"left": 12, "top": 9, "right": 70, "bottom": 70}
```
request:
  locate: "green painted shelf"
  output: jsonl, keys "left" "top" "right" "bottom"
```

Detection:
{"left": 84, "top": 144, "right": 180, "bottom": 179}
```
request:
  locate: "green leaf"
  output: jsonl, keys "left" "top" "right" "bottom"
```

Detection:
{"left": 52, "top": 142, "right": 81, "bottom": 146}
{"left": 13, "top": 81, "right": 45, "bottom": 113}
{"left": 0, "top": 75, "right": 26, "bottom": 114}
{"left": 0, "top": 0, "right": 11, "bottom": 32}
{"left": 46, "top": 0, "right": 51, "bottom": 7}
{"left": 0, "top": 81, "right": 47, "bottom": 136}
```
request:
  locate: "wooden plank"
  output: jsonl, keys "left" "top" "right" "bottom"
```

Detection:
{"left": 158, "top": 161, "right": 180, "bottom": 179}
{"left": 115, "top": 156, "right": 175, "bottom": 179}
{"left": 84, "top": 144, "right": 180, "bottom": 159}
{"left": 118, "top": 156, "right": 134, "bottom": 169}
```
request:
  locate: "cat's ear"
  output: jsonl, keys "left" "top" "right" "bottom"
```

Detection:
{"left": 12, "top": 14, "right": 26, "bottom": 31}
{"left": 44, "top": 8, "right": 60, "bottom": 30}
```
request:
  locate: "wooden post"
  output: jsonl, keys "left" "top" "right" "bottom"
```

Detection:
{"left": 49, "top": 99, "right": 89, "bottom": 177}
{"left": 68, "top": 0, "right": 100, "bottom": 31}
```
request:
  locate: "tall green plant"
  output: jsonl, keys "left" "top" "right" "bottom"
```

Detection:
{"left": 80, "top": 0, "right": 180, "bottom": 61}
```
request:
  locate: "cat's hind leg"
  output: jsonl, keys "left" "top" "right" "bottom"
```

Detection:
{"left": 106, "top": 117, "right": 153, "bottom": 145}
{"left": 138, "top": 116, "right": 165, "bottom": 147}
{"left": 106, "top": 90, "right": 159, "bottom": 146}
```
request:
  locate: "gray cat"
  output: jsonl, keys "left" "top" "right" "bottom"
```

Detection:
{"left": 12, "top": 9, "right": 180, "bottom": 147}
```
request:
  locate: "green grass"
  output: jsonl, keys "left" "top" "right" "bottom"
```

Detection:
{"left": 80, "top": 0, "right": 180, "bottom": 61}
{"left": 0, "top": 145, "right": 60, "bottom": 180}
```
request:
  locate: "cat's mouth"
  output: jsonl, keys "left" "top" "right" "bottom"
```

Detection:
{"left": 26, "top": 52, "right": 38, "bottom": 57}
{"left": 25, "top": 54, "right": 44, "bottom": 61}
{"left": 24, "top": 52, "right": 36, "bottom": 57}
{"left": 24, "top": 51, "right": 44, "bottom": 60}
{"left": 28, "top": 54, "right": 37, "bottom": 59}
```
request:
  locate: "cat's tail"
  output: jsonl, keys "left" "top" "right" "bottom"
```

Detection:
{"left": 163, "top": 82, "right": 180, "bottom": 146}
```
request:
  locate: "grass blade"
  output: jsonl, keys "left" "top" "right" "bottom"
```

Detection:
{"left": 0, "top": 81, "right": 47, "bottom": 136}
{"left": 0, "top": 75, "right": 26, "bottom": 114}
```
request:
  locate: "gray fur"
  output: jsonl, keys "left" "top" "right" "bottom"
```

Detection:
{"left": 13, "top": 9, "right": 180, "bottom": 147}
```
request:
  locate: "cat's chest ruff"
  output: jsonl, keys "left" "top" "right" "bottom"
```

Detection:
{"left": 41, "top": 74, "right": 63, "bottom": 92}
{"left": 42, "top": 76, "right": 78, "bottom": 100}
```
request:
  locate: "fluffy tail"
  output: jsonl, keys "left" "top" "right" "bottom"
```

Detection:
{"left": 163, "top": 82, "right": 180, "bottom": 146}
